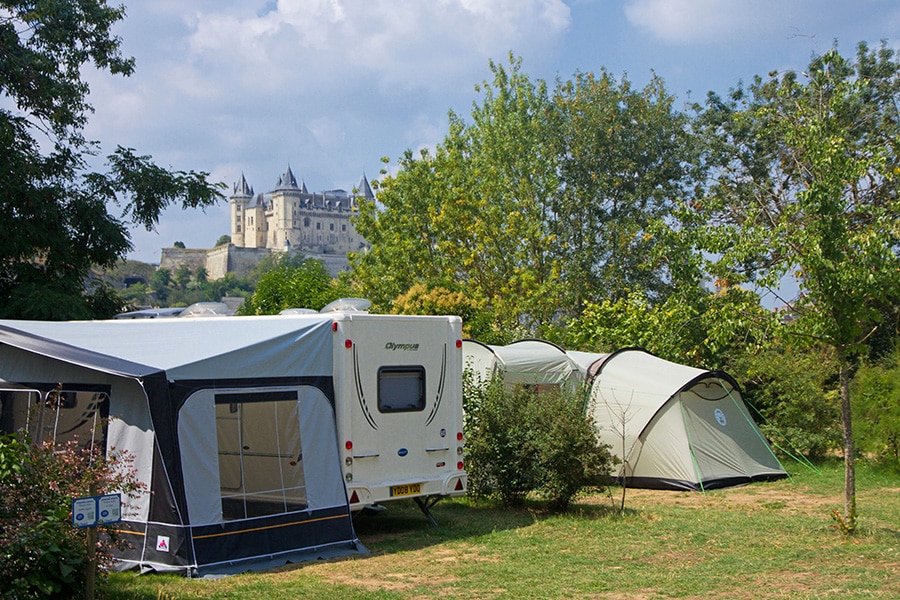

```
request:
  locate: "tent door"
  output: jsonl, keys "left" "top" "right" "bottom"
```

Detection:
{"left": 214, "top": 391, "right": 307, "bottom": 520}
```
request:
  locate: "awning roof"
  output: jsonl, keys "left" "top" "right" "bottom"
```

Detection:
{"left": 0, "top": 315, "right": 335, "bottom": 381}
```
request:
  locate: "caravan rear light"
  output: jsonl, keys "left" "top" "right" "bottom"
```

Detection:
{"left": 345, "top": 339, "right": 353, "bottom": 348}
{"left": 345, "top": 440, "right": 353, "bottom": 450}
{"left": 332, "top": 321, "right": 338, "bottom": 332}
{"left": 456, "top": 339, "right": 462, "bottom": 348}
{"left": 456, "top": 431, "right": 463, "bottom": 441}
{"left": 455, "top": 479, "right": 464, "bottom": 491}
{"left": 349, "top": 490, "right": 360, "bottom": 503}
{"left": 457, "top": 461, "right": 464, "bottom": 470}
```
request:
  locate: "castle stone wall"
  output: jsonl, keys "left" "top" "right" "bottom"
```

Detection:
{"left": 158, "top": 245, "right": 349, "bottom": 280}
{"left": 159, "top": 248, "right": 208, "bottom": 274}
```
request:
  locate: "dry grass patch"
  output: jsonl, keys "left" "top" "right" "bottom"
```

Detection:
{"left": 304, "top": 542, "right": 497, "bottom": 594}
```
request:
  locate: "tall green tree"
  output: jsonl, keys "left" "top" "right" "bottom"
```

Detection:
{"left": 353, "top": 56, "right": 563, "bottom": 333}
{"left": 695, "top": 43, "right": 900, "bottom": 532}
{"left": 0, "top": 1, "right": 223, "bottom": 320}
{"left": 443, "top": 55, "right": 562, "bottom": 332}
{"left": 353, "top": 56, "right": 697, "bottom": 335}
{"left": 549, "top": 70, "right": 701, "bottom": 309}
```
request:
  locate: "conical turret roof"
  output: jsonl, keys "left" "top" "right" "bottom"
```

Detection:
{"left": 233, "top": 173, "right": 253, "bottom": 196}
{"left": 276, "top": 165, "right": 299, "bottom": 189}
{"left": 357, "top": 173, "right": 375, "bottom": 199}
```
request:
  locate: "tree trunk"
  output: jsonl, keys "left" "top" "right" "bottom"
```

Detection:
{"left": 838, "top": 349, "right": 857, "bottom": 533}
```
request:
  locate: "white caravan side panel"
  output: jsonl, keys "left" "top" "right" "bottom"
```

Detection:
{"left": 331, "top": 314, "right": 467, "bottom": 508}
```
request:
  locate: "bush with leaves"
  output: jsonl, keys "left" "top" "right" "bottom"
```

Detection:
{"left": 0, "top": 432, "right": 144, "bottom": 600}
{"left": 732, "top": 342, "right": 842, "bottom": 461}
{"left": 463, "top": 375, "right": 615, "bottom": 511}
{"left": 852, "top": 344, "right": 900, "bottom": 467}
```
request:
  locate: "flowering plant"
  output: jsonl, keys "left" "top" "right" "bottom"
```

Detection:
{"left": 0, "top": 430, "right": 145, "bottom": 599}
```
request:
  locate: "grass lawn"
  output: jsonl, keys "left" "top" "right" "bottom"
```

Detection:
{"left": 106, "top": 460, "right": 899, "bottom": 599}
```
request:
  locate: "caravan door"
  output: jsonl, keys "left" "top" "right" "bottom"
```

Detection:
{"left": 332, "top": 314, "right": 467, "bottom": 509}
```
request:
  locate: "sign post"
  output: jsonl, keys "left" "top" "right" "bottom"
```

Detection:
{"left": 72, "top": 491, "right": 121, "bottom": 600}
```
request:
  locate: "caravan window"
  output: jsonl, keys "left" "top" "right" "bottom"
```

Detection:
{"left": 214, "top": 391, "right": 307, "bottom": 520}
{"left": 0, "top": 387, "right": 109, "bottom": 449}
{"left": 377, "top": 366, "right": 425, "bottom": 413}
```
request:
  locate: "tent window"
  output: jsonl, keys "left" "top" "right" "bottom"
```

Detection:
{"left": 214, "top": 392, "right": 307, "bottom": 520}
{"left": 377, "top": 366, "right": 425, "bottom": 413}
{"left": 0, "top": 387, "right": 109, "bottom": 450}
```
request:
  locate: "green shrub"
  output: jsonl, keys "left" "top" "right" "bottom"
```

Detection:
{"left": 464, "top": 376, "right": 615, "bottom": 511}
{"left": 0, "top": 433, "right": 143, "bottom": 600}
{"left": 732, "top": 343, "right": 842, "bottom": 461}
{"left": 853, "top": 344, "right": 900, "bottom": 467}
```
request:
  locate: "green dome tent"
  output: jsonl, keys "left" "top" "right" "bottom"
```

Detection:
{"left": 585, "top": 348, "right": 787, "bottom": 491}
{"left": 463, "top": 341, "right": 787, "bottom": 491}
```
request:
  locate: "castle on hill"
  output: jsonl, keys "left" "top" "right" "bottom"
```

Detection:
{"left": 159, "top": 166, "right": 373, "bottom": 279}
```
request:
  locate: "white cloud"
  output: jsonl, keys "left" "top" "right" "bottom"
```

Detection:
{"left": 623, "top": 0, "right": 786, "bottom": 45}
{"left": 182, "top": 0, "right": 571, "bottom": 92}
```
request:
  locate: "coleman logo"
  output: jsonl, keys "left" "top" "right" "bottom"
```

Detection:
{"left": 714, "top": 408, "right": 727, "bottom": 427}
{"left": 385, "top": 342, "right": 419, "bottom": 351}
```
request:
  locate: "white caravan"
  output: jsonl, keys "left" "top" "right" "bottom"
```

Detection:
{"left": 330, "top": 311, "right": 467, "bottom": 520}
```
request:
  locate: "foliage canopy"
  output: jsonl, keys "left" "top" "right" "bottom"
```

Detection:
{"left": 0, "top": 1, "right": 223, "bottom": 320}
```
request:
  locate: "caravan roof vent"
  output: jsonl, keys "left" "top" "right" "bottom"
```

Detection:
{"left": 279, "top": 308, "right": 318, "bottom": 315}
{"left": 319, "top": 298, "right": 372, "bottom": 314}
{"left": 178, "top": 302, "right": 232, "bottom": 317}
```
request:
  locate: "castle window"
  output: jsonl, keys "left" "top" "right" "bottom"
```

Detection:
{"left": 304, "top": 217, "right": 310, "bottom": 227}
{"left": 330, "top": 223, "right": 335, "bottom": 231}
{"left": 316, "top": 222, "right": 321, "bottom": 230}
{"left": 342, "top": 224, "right": 347, "bottom": 232}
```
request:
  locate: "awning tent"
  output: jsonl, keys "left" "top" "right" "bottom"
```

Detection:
{"left": 0, "top": 315, "right": 364, "bottom": 575}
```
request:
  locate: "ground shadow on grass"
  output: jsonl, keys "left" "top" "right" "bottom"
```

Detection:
{"left": 346, "top": 490, "right": 630, "bottom": 556}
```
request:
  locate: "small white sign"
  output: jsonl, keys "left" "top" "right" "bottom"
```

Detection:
{"left": 71, "top": 493, "right": 122, "bottom": 528}
{"left": 156, "top": 536, "right": 170, "bottom": 553}
{"left": 97, "top": 494, "right": 121, "bottom": 524}
{"left": 72, "top": 498, "right": 97, "bottom": 528}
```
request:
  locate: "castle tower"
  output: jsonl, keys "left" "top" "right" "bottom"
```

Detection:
{"left": 229, "top": 173, "right": 253, "bottom": 247}
{"left": 271, "top": 165, "right": 302, "bottom": 251}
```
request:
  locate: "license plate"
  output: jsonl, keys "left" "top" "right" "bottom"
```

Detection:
{"left": 390, "top": 483, "right": 422, "bottom": 497}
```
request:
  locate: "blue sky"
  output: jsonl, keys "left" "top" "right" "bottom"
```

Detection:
{"left": 81, "top": 0, "right": 900, "bottom": 264}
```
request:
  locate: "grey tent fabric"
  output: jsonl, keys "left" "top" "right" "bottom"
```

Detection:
{"left": 0, "top": 315, "right": 363, "bottom": 575}
{"left": 462, "top": 339, "right": 582, "bottom": 389}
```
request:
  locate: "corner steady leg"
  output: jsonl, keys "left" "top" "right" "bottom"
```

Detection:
{"left": 413, "top": 495, "right": 442, "bottom": 527}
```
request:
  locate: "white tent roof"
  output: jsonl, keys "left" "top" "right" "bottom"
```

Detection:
{"left": 0, "top": 315, "right": 334, "bottom": 381}
{"left": 491, "top": 339, "right": 581, "bottom": 387}
{"left": 589, "top": 349, "right": 712, "bottom": 455}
